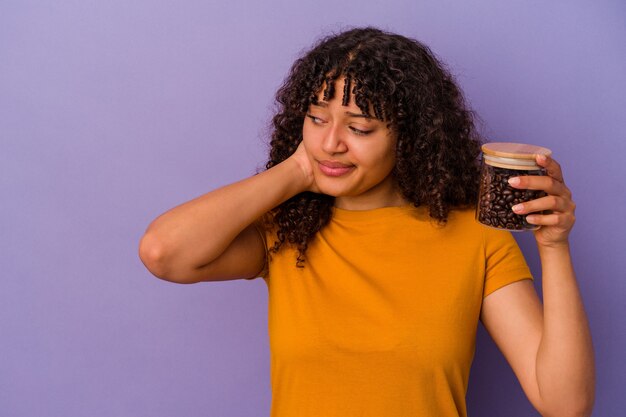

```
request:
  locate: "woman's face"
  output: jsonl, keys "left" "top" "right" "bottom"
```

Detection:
{"left": 302, "top": 77, "right": 406, "bottom": 210}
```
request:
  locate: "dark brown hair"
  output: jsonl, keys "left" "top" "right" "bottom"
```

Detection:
{"left": 264, "top": 27, "right": 482, "bottom": 266}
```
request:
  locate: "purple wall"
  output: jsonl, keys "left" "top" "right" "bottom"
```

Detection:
{"left": 1, "top": 1, "right": 624, "bottom": 415}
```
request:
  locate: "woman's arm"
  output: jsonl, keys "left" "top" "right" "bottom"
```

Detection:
{"left": 138, "top": 143, "right": 315, "bottom": 283}
{"left": 480, "top": 154, "right": 595, "bottom": 417}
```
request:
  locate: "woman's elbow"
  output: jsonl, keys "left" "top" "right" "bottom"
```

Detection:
{"left": 138, "top": 233, "right": 202, "bottom": 284}
{"left": 138, "top": 233, "right": 169, "bottom": 278}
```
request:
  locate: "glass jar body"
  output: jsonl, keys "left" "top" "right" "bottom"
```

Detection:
{"left": 476, "top": 161, "right": 547, "bottom": 231}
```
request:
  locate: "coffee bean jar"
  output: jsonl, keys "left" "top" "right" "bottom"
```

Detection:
{"left": 476, "top": 142, "right": 552, "bottom": 231}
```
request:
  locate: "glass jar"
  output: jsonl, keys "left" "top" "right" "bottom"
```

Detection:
{"left": 476, "top": 142, "right": 552, "bottom": 231}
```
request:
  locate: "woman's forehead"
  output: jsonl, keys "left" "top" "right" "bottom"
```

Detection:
{"left": 310, "top": 99, "right": 372, "bottom": 119}
{"left": 311, "top": 97, "right": 374, "bottom": 119}
{"left": 313, "top": 76, "right": 374, "bottom": 115}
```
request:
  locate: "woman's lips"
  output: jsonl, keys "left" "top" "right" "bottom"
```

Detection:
{"left": 318, "top": 160, "right": 355, "bottom": 177}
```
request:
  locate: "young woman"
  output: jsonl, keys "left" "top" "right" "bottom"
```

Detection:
{"left": 138, "top": 27, "right": 594, "bottom": 417}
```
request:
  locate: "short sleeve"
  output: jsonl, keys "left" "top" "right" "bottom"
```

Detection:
{"left": 482, "top": 228, "right": 533, "bottom": 298}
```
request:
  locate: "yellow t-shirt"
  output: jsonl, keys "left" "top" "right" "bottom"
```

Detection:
{"left": 253, "top": 205, "right": 533, "bottom": 417}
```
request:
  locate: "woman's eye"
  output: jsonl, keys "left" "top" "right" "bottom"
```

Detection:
{"left": 306, "top": 114, "right": 324, "bottom": 124}
{"left": 350, "top": 127, "right": 372, "bottom": 136}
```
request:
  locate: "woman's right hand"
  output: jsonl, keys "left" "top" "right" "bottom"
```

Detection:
{"left": 288, "top": 140, "right": 320, "bottom": 193}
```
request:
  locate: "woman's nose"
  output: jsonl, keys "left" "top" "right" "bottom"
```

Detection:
{"left": 321, "top": 123, "right": 348, "bottom": 154}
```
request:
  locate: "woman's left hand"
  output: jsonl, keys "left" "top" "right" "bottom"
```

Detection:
{"left": 507, "top": 154, "right": 576, "bottom": 248}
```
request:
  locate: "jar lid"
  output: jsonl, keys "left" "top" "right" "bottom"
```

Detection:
{"left": 481, "top": 142, "right": 552, "bottom": 159}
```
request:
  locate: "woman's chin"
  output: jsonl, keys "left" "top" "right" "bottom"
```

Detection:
{"left": 313, "top": 183, "right": 354, "bottom": 198}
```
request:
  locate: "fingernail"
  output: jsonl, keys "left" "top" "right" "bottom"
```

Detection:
{"left": 512, "top": 204, "right": 523, "bottom": 212}
{"left": 508, "top": 177, "right": 520, "bottom": 186}
{"left": 537, "top": 154, "right": 547, "bottom": 162}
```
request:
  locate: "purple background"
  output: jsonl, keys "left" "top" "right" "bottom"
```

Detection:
{"left": 1, "top": 1, "right": 624, "bottom": 416}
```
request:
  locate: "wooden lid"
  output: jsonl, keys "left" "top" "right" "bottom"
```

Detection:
{"left": 481, "top": 142, "right": 552, "bottom": 159}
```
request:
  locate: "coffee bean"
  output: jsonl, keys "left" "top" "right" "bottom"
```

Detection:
{"left": 476, "top": 164, "right": 546, "bottom": 231}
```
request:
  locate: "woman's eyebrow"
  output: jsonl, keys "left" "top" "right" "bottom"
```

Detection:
{"left": 345, "top": 111, "right": 372, "bottom": 119}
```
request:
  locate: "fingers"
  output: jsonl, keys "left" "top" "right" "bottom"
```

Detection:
{"left": 508, "top": 174, "right": 570, "bottom": 198}
{"left": 508, "top": 154, "right": 576, "bottom": 228}
{"left": 535, "top": 154, "right": 564, "bottom": 183}
{"left": 508, "top": 154, "right": 573, "bottom": 202}
{"left": 511, "top": 193, "right": 576, "bottom": 229}
{"left": 525, "top": 213, "right": 574, "bottom": 227}
{"left": 512, "top": 195, "right": 576, "bottom": 216}
{"left": 510, "top": 190, "right": 576, "bottom": 231}
{"left": 524, "top": 212, "right": 576, "bottom": 228}
{"left": 512, "top": 155, "right": 575, "bottom": 242}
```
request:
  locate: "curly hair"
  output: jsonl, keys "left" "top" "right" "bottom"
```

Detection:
{"left": 264, "top": 26, "right": 483, "bottom": 266}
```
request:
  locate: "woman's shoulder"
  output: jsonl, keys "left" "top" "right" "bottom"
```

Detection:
{"left": 432, "top": 206, "right": 515, "bottom": 243}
